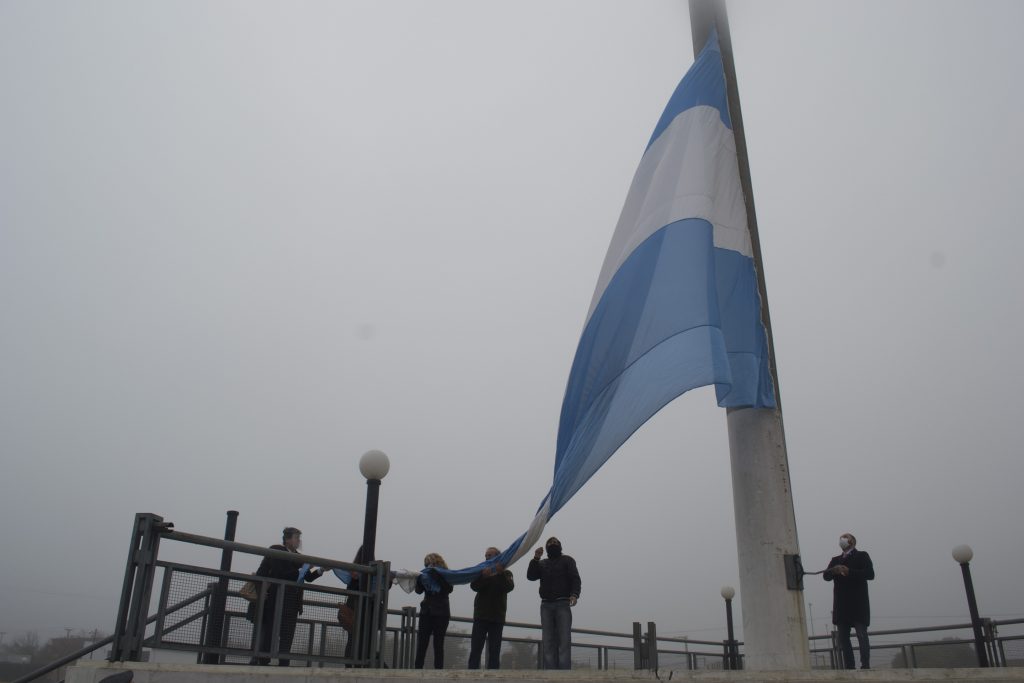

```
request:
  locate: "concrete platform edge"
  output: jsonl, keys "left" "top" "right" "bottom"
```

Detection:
{"left": 65, "top": 661, "right": 1024, "bottom": 683}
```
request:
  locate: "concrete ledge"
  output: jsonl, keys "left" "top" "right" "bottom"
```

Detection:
{"left": 65, "top": 661, "right": 1024, "bottom": 683}
{"left": 657, "top": 671, "right": 1024, "bottom": 683}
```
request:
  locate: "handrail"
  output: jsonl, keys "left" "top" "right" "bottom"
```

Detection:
{"left": 161, "top": 529, "right": 367, "bottom": 572}
{"left": 11, "top": 635, "right": 114, "bottom": 683}
{"left": 155, "top": 559, "right": 359, "bottom": 600}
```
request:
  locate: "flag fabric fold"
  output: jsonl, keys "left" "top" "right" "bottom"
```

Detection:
{"left": 395, "top": 29, "right": 775, "bottom": 591}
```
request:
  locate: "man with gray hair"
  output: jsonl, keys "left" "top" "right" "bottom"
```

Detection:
{"left": 824, "top": 532, "right": 874, "bottom": 669}
{"left": 467, "top": 546, "right": 514, "bottom": 669}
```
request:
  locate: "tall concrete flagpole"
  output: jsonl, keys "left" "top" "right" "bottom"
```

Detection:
{"left": 688, "top": 0, "right": 810, "bottom": 670}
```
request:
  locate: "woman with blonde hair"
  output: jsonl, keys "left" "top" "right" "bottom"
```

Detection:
{"left": 414, "top": 552, "right": 454, "bottom": 668}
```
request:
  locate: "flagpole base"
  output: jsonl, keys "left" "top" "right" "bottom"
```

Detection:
{"left": 728, "top": 406, "right": 810, "bottom": 670}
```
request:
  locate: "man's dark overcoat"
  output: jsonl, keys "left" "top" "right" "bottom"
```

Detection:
{"left": 251, "top": 544, "right": 318, "bottom": 622}
{"left": 824, "top": 548, "right": 874, "bottom": 625}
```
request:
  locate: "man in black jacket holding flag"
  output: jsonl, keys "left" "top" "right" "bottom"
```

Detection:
{"left": 527, "top": 536, "right": 581, "bottom": 669}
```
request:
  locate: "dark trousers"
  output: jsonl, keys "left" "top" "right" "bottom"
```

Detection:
{"left": 414, "top": 611, "right": 450, "bottom": 669}
{"left": 255, "top": 609, "right": 298, "bottom": 666}
{"left": 837, "top": 622, "right": 870, "bottom": 669}
{"left": 468, "top": 619, "right": 504, "bottom": 669}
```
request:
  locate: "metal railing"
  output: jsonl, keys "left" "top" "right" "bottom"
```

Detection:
{"left": 15, "top": 511, "right": 1024, "bottom": 681}
{"left": 377, "top": 607, "right": 1024, "bottom": 671}
{"left": 108, "top": 513, "right": 391, "bottom": 671}
{"left": 807, "top": 619, "right": 1024, "bottom": 670}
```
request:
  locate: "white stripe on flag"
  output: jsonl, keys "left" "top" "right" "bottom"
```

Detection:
{"left": 588, "top": 104, "right": 750, "bottom": 323}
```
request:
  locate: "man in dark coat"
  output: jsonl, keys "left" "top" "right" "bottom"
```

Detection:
{"left": 824, "top": 532, "right": 874, "bottom": 669}
{"left": 527, "top": 536, "right": 581, "bottom": 670}
{"left": 251, "top": 527, "right": 322, "bottom": 666}
{"left": 468, "top": 546, "right": 515, "bottom": 669}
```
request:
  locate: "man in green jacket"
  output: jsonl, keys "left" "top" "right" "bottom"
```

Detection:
{"left": 467, "top": 546, "right": 515, "bottom": 669}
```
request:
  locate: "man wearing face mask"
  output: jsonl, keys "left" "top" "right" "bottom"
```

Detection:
{"left": 824, "top": 533, "right": 874, "bottom": 669}
{"left": 527, "top": 537, "right": 581, "bottom": 669}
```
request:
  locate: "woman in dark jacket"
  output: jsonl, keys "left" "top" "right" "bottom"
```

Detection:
{"left": 414, "top": 552, "right": 453, "bottom": 669}
{"left": 250, "top": 527, "right": 321, "bottom": 666}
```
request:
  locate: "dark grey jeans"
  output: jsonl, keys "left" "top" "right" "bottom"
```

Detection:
{"left": 540, "top": 599, "right": 572, "bottom": 669}
{"left": 837, "top": 622, "right": 870, "bottom": 669}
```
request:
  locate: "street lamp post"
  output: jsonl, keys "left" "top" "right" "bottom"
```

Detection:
{"left": 952, "top": 544, "right": 989, "bottom": 667}
{"left": 359, "top": 450, "right": 390, "bottom": 562}
{"left": 721, "top": 585, "right": 739, "bottom": 670}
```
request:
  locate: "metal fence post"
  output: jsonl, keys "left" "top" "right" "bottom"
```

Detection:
{"left": 110, "top": 513, "right": 166, "bottom": 662}
{"left": 400, "top": 605, "right": 416, "bottom": 668}
{"left": 632, "top": 622, "right": 643, "bottom": 669}
{"left": 194, "top": 580, "right": 211, "bottom": 664}
{"left": 202, "top": 510, "right": 238, "bottom": 664}
{"left": 269, "top": 585, "right": 284, "bottom": 662}
{"left": 250, "top": 581, "right": 268, "bottom": 663}
{"left": 646, "top": 622, "right": 658, "bottom": 671}
{"left": 369, "top": 561, "right": 390, "bottom": 668}
{"left": 983, "top": 619, "right": 1001, "bottom": 667}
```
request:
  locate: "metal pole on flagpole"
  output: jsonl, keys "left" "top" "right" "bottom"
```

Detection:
{"left": 688, "top": 0, "right": 810, "bottom": 670}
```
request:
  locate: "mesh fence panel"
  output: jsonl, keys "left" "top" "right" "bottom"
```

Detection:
{"left": 499, "top": 640, "right": 539, "bottom": 669}
{"left": 156, "top": 569, "right": 369, "bottom": 666}
{"left": 221, "top": 612, "right": 254, "bottom": 665}
{"left": 1003, "top": 638, "right": 1024, "bottom": 666}
{"left": 603, "top": 648, "right": 636, "bottom": 670}
{"left": 160, "top": 569, "right": 213, "bottom": 646}
{"left": 907, "top": 641, "right": 981, "bottom": 668}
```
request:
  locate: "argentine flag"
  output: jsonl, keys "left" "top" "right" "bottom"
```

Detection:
{"left": 548, "top": 28, "right": 776, "bottom": 519}
{"left": 399, "top": 30, "right": 775, "bottom": 589}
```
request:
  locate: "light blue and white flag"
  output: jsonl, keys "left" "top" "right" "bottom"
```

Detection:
{"left": 400, "top": 30, "right": 775, "bottom": 590}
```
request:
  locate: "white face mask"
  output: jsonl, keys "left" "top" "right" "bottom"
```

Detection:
{"left": 839, "top": 537, "right": 851, "bottom": 551}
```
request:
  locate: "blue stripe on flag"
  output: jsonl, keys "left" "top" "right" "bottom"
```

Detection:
{"left": 551, "top": 218, "right": 770, "bottom": 515}
{"left": 712, "top": 248, "right": 776, "bottom": 408}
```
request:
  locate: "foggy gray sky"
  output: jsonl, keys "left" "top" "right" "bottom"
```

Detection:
{"left": 2, "top": 0, "right": 1023, "bottom": 653}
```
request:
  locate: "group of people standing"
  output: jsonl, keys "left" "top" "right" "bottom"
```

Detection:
{"left": 248, "top": 529, "right": 582, "bottom": 670}
{"left": 248, "top": 526, "right": 874, "bottom": 671}
{"left": 412, "top": 536, "right": 581, "bottom": 670}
